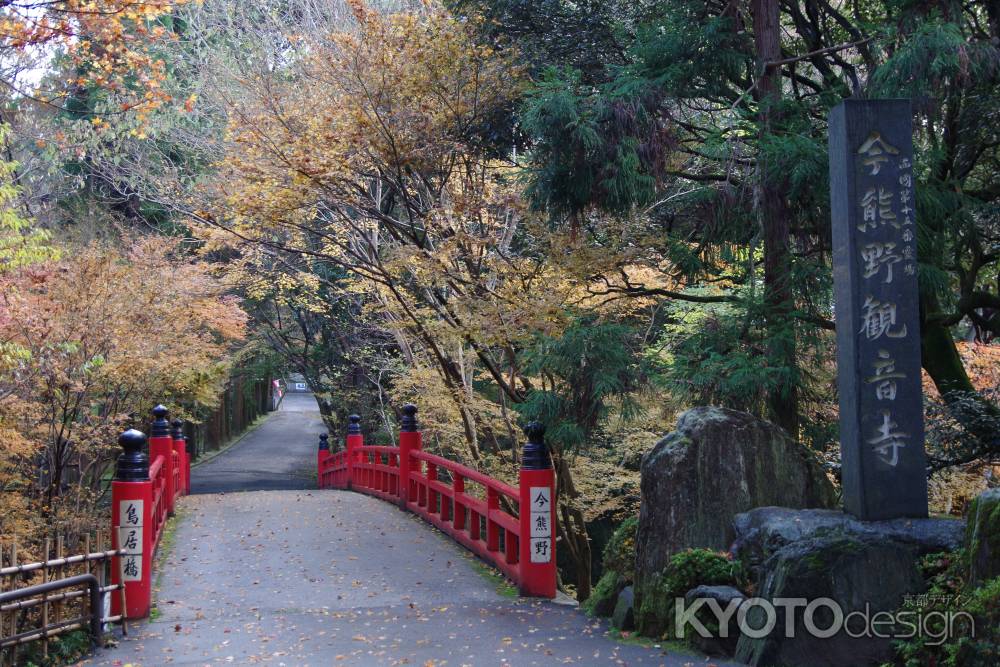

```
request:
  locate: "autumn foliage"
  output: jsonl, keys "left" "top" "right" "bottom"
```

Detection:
{"left": 0, "top": 1, "right": 188, "bottom": 115}
{"left": 0, "top": 237, "right": 245, "bottom": 552}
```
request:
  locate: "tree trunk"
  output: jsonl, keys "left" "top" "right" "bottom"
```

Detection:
{"left": 752, "top": 0, "right": 799, "bottom": 437}
{"left": 921, "top": 319, "right": 976, "bottom": 397}
{"left": 554, "top": 453, "right": 593, "bottom": 601}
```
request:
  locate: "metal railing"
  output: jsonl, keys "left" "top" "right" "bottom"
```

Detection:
{"left": 0, "top": 538, "right": 124, "bottom": 665}
{"left": 1, "top": 575, "right": 105, "bottom": 647}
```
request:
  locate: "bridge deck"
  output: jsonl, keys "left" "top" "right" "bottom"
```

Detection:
{"left": 94, "top": 397, "right": 730, "bottom": 666}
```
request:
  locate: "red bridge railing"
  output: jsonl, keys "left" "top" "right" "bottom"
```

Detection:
{"left": 110, "top": 405, "right": 191, "bottom": 619}
{"left": 318, "top": 405, "right": 557, "bottom": 598}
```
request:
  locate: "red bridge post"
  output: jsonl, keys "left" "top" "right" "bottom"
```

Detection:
{"left": 111, "top": 429, "right": 154, "bottom": 619}
{"left": 149, "top": 405, "right": 176, "bottom": 516}
{"left": 518, "top": 422, "right": 557, "bottom": 598}
{"left": 397, "top": 404, "right": 421, "bottom": 506}
{"left": 171, "top": 418, "right": 189, "bottom": 496}
{"left": 346, "top": 415, "right": 362, "bottom": 489}
{"left": 317, "top": 433, "right": 330, "bottom": 488}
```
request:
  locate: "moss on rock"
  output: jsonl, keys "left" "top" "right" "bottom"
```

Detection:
{"left": 966, "top": 488, "right": 1000, "bottom": 586}
{"left": 584, "top": 570, "right": 624, "bottom": 617}
{"left": 583, "top": 516, "right": 639, "bottom": 617}
{"left": 635, "top": 548, "right": 741, "bottom": 639}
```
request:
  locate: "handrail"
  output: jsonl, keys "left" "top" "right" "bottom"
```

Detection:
{"left": 109, "top": 409, "right": 195, "bottom": 621}
{"left": 0, "top": 549, "right": 124, "bottom": 577}
{"left": 357, "top": 445, "right": 398, "bottom": 455}
{"left": 0, "top": 574, "right": 103, "bottom": 648}
{"left": 149, "top": 453, "right": 168, "bottom": 553}
{"left": 149, "top": 456, "right": 163, "bottom": 480}
{"left": 316, "top": 408, "right": 557, "bottom": 598}
{"left": 410, "top": 450, "right": 519, "bottom": 500}
{"left": 406, "top": 449, "right": 522, "bottom": 584}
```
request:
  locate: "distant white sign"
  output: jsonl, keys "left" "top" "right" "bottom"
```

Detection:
{"left": 295, "top": 382, "right": 307, "bottom": 391}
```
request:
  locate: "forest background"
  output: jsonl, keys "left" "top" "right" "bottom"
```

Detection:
{"left": 0, "top": 0, "right": 998, "bottom": 601}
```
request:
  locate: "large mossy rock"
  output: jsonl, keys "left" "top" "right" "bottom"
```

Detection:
{"left": 729, "top": 507, "right": 964, "bottom": 665}
{"left": 635, "top": 407, "right": 836, "bottom": 605}
{"left": 683, "top": 585, "right": 746, "bottom": 656}
{"left": 734, "top": 534, "right": 925, "bottom": 667}
{"left": 966, "top": 488, "right": 1000, "bottom": 585}
{"left": 611, "top": 586, "right": 635, "bottom": 631}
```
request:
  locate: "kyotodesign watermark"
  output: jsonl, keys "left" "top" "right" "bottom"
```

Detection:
{"left": 675, "top": 596, "right": 975, "bottom": 646}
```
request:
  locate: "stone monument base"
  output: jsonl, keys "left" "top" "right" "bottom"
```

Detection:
{"left": 729, "top": 507, "right": 964, "bottom": 667}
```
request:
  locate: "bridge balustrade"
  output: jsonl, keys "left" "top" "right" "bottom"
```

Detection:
{"left": 318, "top": 405, "right": 557, "bottom": 598}
{"left": 110, "top": 405, "right": 192, "bottom": 620}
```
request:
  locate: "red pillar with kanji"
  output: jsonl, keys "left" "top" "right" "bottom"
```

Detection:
{"left": 518, "top": 422, "right": 557, "bottom": 598}
{"left": 111, "top": 429, "right": 154, "bottom": 618}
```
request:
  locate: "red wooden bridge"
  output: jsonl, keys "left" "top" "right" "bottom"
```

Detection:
{"left": 318, "top": 406, "right": 557, "bottom": 599}
{"left": 4, "top": 398, "right": 707, "bottom": 665}
{"left": 110, "top": 403, "right": 556, "bottom": 622}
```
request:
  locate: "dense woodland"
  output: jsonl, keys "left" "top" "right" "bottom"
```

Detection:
{"left": 0, "top": 0, "right": 998, "bottom": 606}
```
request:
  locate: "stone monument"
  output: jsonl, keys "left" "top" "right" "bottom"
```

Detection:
{"left": 829, "top": 99, "right": 928, "bottom": 520}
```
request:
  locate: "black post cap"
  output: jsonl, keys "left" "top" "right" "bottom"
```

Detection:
{"left": 318, "top": 433, "right": 329, "bottom": 451}
{"left": 171, "top": 418, "right": 185, "bottom": 440}
{"left": 348, "top": 414, "right": 361, "bottom": 435}
{"left": 521, "top": 422, "right": 552, "bottom": 470}
{"left": 400, "top": 404, "right": 418, "bottom": 432}
{"left": 151, "top": 404, "right": 170, "bottom": 437}
{"left": 116, "top": 429, "right": 149, "bottom": 481}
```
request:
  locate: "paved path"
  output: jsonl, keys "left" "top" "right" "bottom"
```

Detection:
{"left": 190, "top": 392, "right": 321, "bottom": 494}
{"left": 90, "top": 396, "right": 734, "bottom": 666}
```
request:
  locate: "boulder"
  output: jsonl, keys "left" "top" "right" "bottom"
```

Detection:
{"left": 611, "top": 586, "right": 635, "bottom": 631}
{"left": 732, "top": 506, "right": 965, "bottom": 573}
{"left": 683, "top": 585, "right": 746, "bottom": 656}
{"left": 966, "top": 488, "right": 1000, "bottom": 585}
{"left": 734, "top": 534, "right": 925, "bottom": 667}
{"left": 635, "top": 407, "right": 836, "bottom": 600}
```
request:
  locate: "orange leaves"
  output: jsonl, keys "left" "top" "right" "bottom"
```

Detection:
{"left": 1, "top": 1, "right": 188, "bottom": 118}
{"left": 0, "top": 236, "right": 246, "bottom": 453}
{"left": 0, "top": 234, "right": 246, "bottom": 542}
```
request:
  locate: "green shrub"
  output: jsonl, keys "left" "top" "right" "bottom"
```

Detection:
{"left": 891, "top": 551, "right": 1000, "bottom": 667}
{"left": 636, "top": 548, "right": 741, "bottom": 639}
{"left": 583, "top": 517, "right": 639, "bottom": 617}
{"left": 20, "top": 630, "right": 93, "bottom": 667}
{"left": 583, "top": 570, "right": 624, "bottom": 617}
{"left": 602, "top": 516, "right": 638, "bottom": 582}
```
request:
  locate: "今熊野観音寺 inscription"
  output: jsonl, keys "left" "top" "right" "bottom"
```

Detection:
{"left": 829, "top": 99, "right": 928, "bottom": 521}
